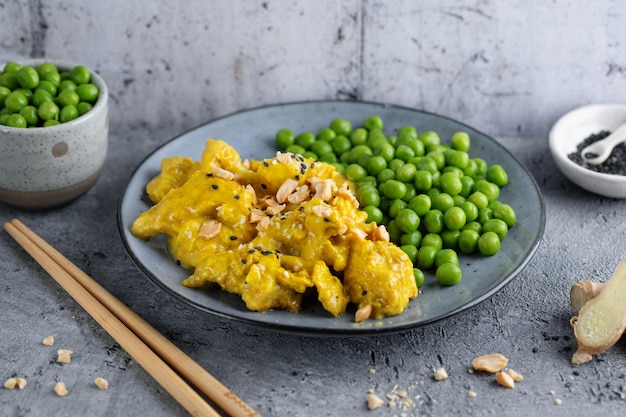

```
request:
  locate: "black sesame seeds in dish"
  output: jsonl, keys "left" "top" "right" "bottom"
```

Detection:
{"left": 569, "top": 131, "right": 626, "bottom": 175}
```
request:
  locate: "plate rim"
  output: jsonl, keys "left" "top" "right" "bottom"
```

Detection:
{"left": 117, "top": 99, "right": 546, "bottom": 336}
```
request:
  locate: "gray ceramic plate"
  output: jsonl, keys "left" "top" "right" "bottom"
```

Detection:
{"left": 118, "top": 101, "right": 545, "bottom": 335}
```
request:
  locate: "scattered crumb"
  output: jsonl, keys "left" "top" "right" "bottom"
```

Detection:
{"left": 367, "top": 392, "right": 384, "bottom": 410}
{"left": 369, "top": 368, "right": 376, "bottom": 374}
{"left": 495, "top": 371, "right": 515, "bottom": 389}
{"left": 555, "top": 398, "right": 562, "bottom": 405}
{"left": 433, "top": 367, "right": 448, "bottom": 381}
{"left": 4, "top": 378, "right": 17, "bottom": 390}
{"left": 467, "top": 390, "right": 477, "bottom": 398}
{"left": 506, "top": 369, "right": 524, "bottom": 382}
{"left": 54, "top": 381, "right": 68, "bottom": 397}
{"left": 94, "top": 377, "right": 109, "bottom": 390}
{"left": 549, "top": 390, "right": 556, "bottom": 396}
{"left": 42, "top": 336, "right": 54, "bottom": 346}
{"left": 56, "top": 349, "right": 74, "bottom": 364}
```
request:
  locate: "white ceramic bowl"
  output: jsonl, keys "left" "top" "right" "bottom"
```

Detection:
{"left": 0, "top": 59, "right": 108, "bottom": 209}
{"left": 549, "top": 103, "right": 626, "bottom": 199}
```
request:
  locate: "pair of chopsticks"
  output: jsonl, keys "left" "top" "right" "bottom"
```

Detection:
{"left": 4, "top": 218, "right": 260, "bottom": 417}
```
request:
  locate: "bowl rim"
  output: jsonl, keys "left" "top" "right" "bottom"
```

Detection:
{"left": 0, "top": 58, "right": 108, "bottom": 133}
{"left": 549, "top": 103, "right": 626, "bottom": 183}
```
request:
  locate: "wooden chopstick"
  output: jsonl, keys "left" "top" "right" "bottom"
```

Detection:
{"left": 4, "top": 218, "right": 260, "bottom": 417}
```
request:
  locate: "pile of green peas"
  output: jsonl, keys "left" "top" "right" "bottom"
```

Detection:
{"left": 274, "top": 115, "right": 517, "bottom": 288}
{"left": 0, "top": 62, "right": 100, "bottom": 128}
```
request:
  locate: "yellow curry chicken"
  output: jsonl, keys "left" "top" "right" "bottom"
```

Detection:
{"left": 131, "top": 139, "right": 417, "bottom": 321}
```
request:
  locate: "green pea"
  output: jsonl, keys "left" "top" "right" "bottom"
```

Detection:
{"left": 364, "top": 115, "right": 384, "bottom": 131}
{"left": 459, "top": 201, "right": 479, "bottom": 222}
{"left": 57, "top": 89, "right": 80, "bottom": 107}
{"left": 366, "top": 155, "right": 388, "bottom": 176}
{"left": 60, "top": 105, "right": 79, "bottom": 123}
{"left": 494, "top": 203, "right": 517, "bottom": 227}
{"left": 36, "top": 80, "right": 57, "bottom": 96}
{"left": 5, "top": 113, "right": 27, "bottom": 128}
{"left": 441, "top": 229, "right": 460, "bottom": 249}
{"left": 478, "top": 231, "right": 501, "bottom": 256}
{"left": 413, "top": 170, "right": 432, "bottom": 192}
{"left": 319, "top": 153, "right": 338, "bottom": 163}
{"left": 414, "top": 156, "right": 438, "bottom": 174}
{"left": 0, "top": 86, "right": 11, "bottom": 104}
{"left": 435, "top": 248, "right": 459, "bottom": 267}
{"left": 417, "top": 246, "right": 438, "bottom": 269}
{"left": 296, "top": 132, "right": 316, "bottom": 149}
{"left": 462, "top": 221, "right": 482, "bottom": 234}
{"left": 445, "top": 149, "right": 469, "bottom": 169}
{"left": 37, "top": 63, "right": 58, "bottom": 77}
{"left": 3, "top": 62, "right": 22, "bottom": 74}
{"left": 388, "top": 199, "right": 408, "bottom": 218}
{"left": 76, "top": 83, "right": 99, "bottom": 103}
{"left": 4, "top": 91, "right": 28, "bottom": 112}
{"left": 401, "top": 184, "right": 417, "bottom": 203}
{"left": 396, "top": 163, "right": 417, "bottom": 183}
{"left": 413, "top": 268, "right": 425, "bottom": 288}
{"left": 317, "top": 127, "right": 336, "bottom": 142}
{"left": 19, "top": 105, "right": 39, "bottom": 126}
{"left": 0, "top": 114, "right": 9, "bottom": 125}
{"left": 330, "top": 135, "right": 351, "bottom": 154}
{"left": 377, "top": 168, "right": 395, "bottom": 184}
{"left": 374, "top": 142, "right": 395, "bottom": 162}
{"left": 486, "top": 164, "right": 509, "bottom": 187}
{"left": 41, "top": 70, "right": 61, "bottom": 86}
{"left": 285, "top": 144, "right": 305, "bottom": 155}
{"left": 477, "top": 207, "right": 494, "bottom": 224}
{"left": 458, "top": 229, "right": 480, "bottom": 254}
{"left": 431, "top": 193, "right": 454, "bottom": 212}
{"left": 38, "top": 101, "right": 60, "bottom": 121}
{"left": 482, "top": 218, "right": 508, "bottom": 241}
{"left": 43, "top": 119, "right": 60, "bottom": 127}
{"left": 274, "top": 128, "right": 294, "bottom": 149}
{"left": 395, "top": 144, "right": 415, "bottom": 162}
{"left": 419, "top": 131, "right": 440, "bottom": 148}
{"left": 439, "top": 171, "right": 463, "bottom": 195}
{"left": 362, "top": 205, "right": 383, "bottom": 224}
{"left": 345, "top": 164, "right": 368, "bottom": 181}
{"left": 310, "top": 140, "right": 333, "bottom": 158}
{"left": 408, "top": 194, "right": 431, "bottom": 216}
{"left": 443, "top": 206, "right": 467, "bottom": 231}
{"left": 358, "top": 187, "right": 381, "bottom": 207}
{"left": 382, "top": 180, "right": 407, "bottom": 200}
{"left": 0, "top": 73, "right": 19, "bottom": 90}
{"left": 451, "top": 131, "right": 471, "bottom": 152}
{"left": 436, "top": 263, "right": 462, "bottom": 286}
{"left": 16, "top": 66, "right": 39, "bottom": 89}
{"left": 463, "top": 159, "right": 478, "bottom": 177}
{"left": 330, "top": 118, "right": 352, "bottom": 136}
{"left": 348, "top": 144, "right": 373, "bottom": 163}
{"left": 396, "top": 208, "right": 420, "bottom": 233}
{"left": 58, "top": 79, "right": 78, "bottom": 92}
{"left": 467, "top": 191, "right": 489, "bottom": 209}
{"left": 76, "top": 101, "right": 93, "bottom": 116}
{"left": 401, "top": 230, "right": 423, "bottom": 247}
{"left": 459, "top": 175, "right": 475, "bottom": 197}
{"left": 32, "top": 89, "right": 53, "bottom": 107}
{"left": 427, "top": 151, "right": 446, "bottom": 170}
{"left": 350, "top": 128, "right": 368, "bottom": 145}
{"left": 473, "top": 158, "right": 488, "bottom": 176}
{"left": 388, "top": 158, "right": 405, "bottom": 172}
{"left": 423, "top": 209, "right": 444, "bottom": 234}
{"left": 70, "top": 65, "right": 91, "bottom": 84}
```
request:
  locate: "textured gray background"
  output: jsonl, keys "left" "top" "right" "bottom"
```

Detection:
{"left": 2, "top": 0, "right": 626, "bottom": 138}
{"left": 2, "top": 1, "right": 626, "bottom": 416}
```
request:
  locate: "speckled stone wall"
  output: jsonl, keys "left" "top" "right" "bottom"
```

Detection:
{"left": 2, "top": 0, "right": 626, "bottom": 138}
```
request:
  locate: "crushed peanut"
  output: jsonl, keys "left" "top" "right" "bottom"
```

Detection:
{"left": 287, "top": 185, "right": 310, "bottom": 204}
{"left": 276, "top": 178, "right": 299, "bottom": 203}
{"left": 15, "top": 378, "right": 27, "bottom": 390}
{"left": 42, "top": 335, "right": 55, "bottom": 346}
{"left": 355, "top": 304, "right": 372, "bottom": 323}
{"left": 506, "top": 368, "right": 524, "bottom": 382}
{"left": 56, "top": 349, "right": 74, "bottom": 364}
{"left": 433, "top": 367, "right": 449, "bottom": 381}
{"left": 94, "top": 377, "right": 109, "bottom": 390}
{"left": 211, "top": 167, "right": 235, "bottom": 180}
{"left": 198, "top": 220, "right": 222, "bottom": 240}
{"left": 4, "top": 378, "right": 17, "bottom": 390}
{"left": 54, "top": 381, "right": 68, "bottom": 397}
{"left": 467, "top": 390, "right": 477, "bottom": 398}
{"left": 367, "top": 392, "right": 384, "bottom": 410}
{"left": 370, "top": 225, "right": 390, "bottom": 242}
{"left": 312, "top": 204, "right": 332, "bottom": 218}
{"left": 495, "top": 371, "right": 515, "bottom": 389}
{"left": 471, "top": 353, "right": 508, "bottom": 373}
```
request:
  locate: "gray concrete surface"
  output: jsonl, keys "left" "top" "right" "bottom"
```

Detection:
{"left": 1, "top": 129, "right": 626, "bottom": 417}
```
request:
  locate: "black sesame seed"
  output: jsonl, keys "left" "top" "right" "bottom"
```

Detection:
{"left": 261, "top": 250, "right": 271, "bottom": 255}
{"left": 212, "top": 184, "right": 218, "bottom": 190}
{"left": 248, "top": 249, "right": 255, "bottom": 253}
{"left": 241, "top": 259, "right": 247, "bottom": 264}
{"left": 206, "top": 173, "right": 213, "bottom": 177}
{"left": 234, "top": 195, "right": 240, "bottom": 200}
{"left": 176, "top": 260, "right": 181, "bottom": 265}
{"left": 261, "top": 183, "right": 267, "bottom": 189}
{"left": 323, "top": 217, "right": 330, "bottom": 222}
{"left": 230, "top": 236, "right": 237, "bottom": 241}
{"left": 263, "top": 161, "right": 270, "bottom": 167}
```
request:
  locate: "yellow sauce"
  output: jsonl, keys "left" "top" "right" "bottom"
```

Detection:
{"left": 131, "top": 139, "right": 417, "bottom": 320}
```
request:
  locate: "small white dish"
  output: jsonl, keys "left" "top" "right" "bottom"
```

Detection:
{"left": 549, "top": 103, "right": 626, "bottom": 199}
